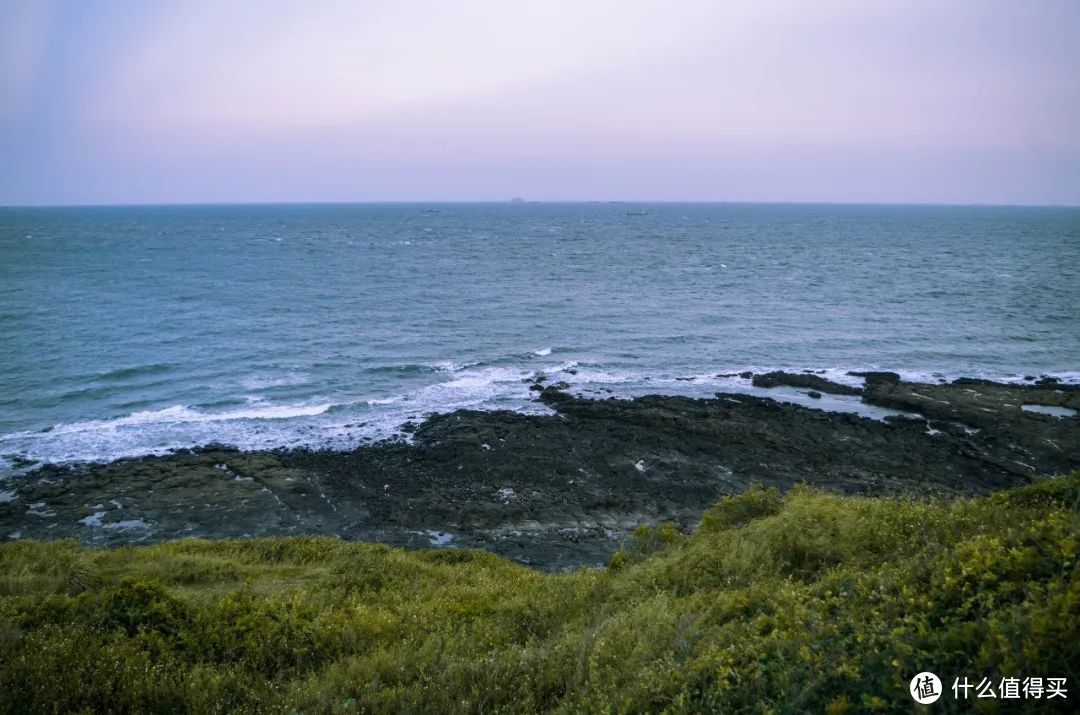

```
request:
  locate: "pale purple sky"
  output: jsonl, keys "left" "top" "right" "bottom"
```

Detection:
{"left": 2, "top": 0, "right": 1079, "bottom": 205}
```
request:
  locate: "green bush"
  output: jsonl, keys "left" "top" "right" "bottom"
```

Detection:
{"left": 608, "top": 521, "right": 685, "bottom": 570}
{"left": 699, "top": 483, "right": 782, "bottom": 531}
{"left": 1, "top": 473, "right": 1077, "bottom": 713}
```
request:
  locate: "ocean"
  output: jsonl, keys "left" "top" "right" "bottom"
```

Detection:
{"left": 1, "top": 202, "right": 1078, "bottom": 472}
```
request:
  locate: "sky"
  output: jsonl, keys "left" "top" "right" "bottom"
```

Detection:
{"left": 1, "top": 0, "right": 1079, "bottom": 206}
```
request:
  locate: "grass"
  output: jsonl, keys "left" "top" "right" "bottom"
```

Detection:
{"left": 1, "top": 474, "right": 1077, "bottom": 713}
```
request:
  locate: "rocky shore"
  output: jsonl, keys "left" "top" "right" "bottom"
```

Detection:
{"left": 2, "top": 374, "right": 1077, "bottom": 570}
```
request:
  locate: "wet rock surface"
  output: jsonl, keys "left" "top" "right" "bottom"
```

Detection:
{"left": 862, "top": 377, "right": 1080, "bottom": 477}
{"left": 2, "top": 376, "right": 1077, "bottom": 570}
{"left": 751, "top": 370, "right": 863, "bottom": 395}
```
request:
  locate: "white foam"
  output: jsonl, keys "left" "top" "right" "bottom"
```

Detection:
{"left": 816, "top": 368, "right": 873, "bottom": 388}
{"left": 438, "top": 366, "right": 530, "bottom": 391}
{"left": 858, "top": 368, "right": 1080, "bottom": 387}
{"left": 1, "top": 361, "right": 553, "bottom": 466}
{"left": 27, "top": 502, "right": 55, "bottom": 518}
{"left": 426, "top": 530, "right": 454, "bottom": 546}
{"left": 0, "top": 400, "right": 346, "bottom": 467}
{"left": 0, "top": 490, "right": 16, "bottom": 503}
{"left": 696, "top": 366, "right": 1080, "bottom": 389}
{"left": 565, "top": 368, "right": 917, "bottom": 420}
{"left": 533, "top": 347, "right": 552, "bottom": 357}
{"left": 239, "top": 373, "right": 311, "bottom": 390}
{"left": 555, "top": 365, "right": 640, "bottom": 385}
{"left": 226, "top": 403, "right": 334, "bottom": 420}
{"left": 429, "top": 360, "right": 480, "bottom": 372}
{"left": 3, "top": 358, "right": 1077, "bottom": 470}
{"left": 39, "top": 401, "right": 334, "bottom": 436}
{"left": 103, "top": 519, "right": 149, "bottom": 530}
{"left": 80, "top": 511, "right": 105, "bottom": 527}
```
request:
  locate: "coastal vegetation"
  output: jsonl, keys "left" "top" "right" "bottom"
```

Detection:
{"left": 1, "top": 474, "right": 1077, "bottom": 713}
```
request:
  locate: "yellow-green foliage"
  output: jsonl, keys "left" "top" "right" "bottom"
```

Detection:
{"left": 2, "top": 474, "right": 1077, "bottom": 713}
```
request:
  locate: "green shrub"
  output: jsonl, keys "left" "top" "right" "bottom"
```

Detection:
{"left": 699, "top": 483, "right": 782, "bottom": 531}
{"left": 1, "top": 472, "right": 1076, "bottom": 713}
{"left": 99, "top": 578, "right": 194, "bottom": 638}
{"left": 608, "top": 521, "right": 685, "bottom": 570}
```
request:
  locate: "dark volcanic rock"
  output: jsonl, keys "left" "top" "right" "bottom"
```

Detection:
{"left": 751, "top": 370, "right": 862, "bottom": 395}
{"left": 862, "top": 378, "right": 1080, "bottom": 477}
{"left": 2, "top": 378, "right": 1077, "bottom": 571}
{"left": 848, "top": 371, "right": 902, "bottom": 385}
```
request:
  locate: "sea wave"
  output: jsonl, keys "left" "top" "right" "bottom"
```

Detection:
{"left": 238, "top": 373, "right": 312, "bottom": 390}
{"left": 1, "top": 362, "right": 1076, "bottom": 472}
{"left": 95, "top": 363, "right": 176, "bottom": 382}
{"left": 0, "top": 401, "right": 343, "bottom": 470}
{"left": 42, "top": 402, "right": 336, "bottom": 434}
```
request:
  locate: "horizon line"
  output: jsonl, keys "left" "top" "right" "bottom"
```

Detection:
{"left": 3, "top": 199, "right": 1079, "bottom": 210}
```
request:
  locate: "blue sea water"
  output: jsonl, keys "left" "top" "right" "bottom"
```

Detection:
{"left": 1, "top": 202, "right": 1078, "bottom": 470}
